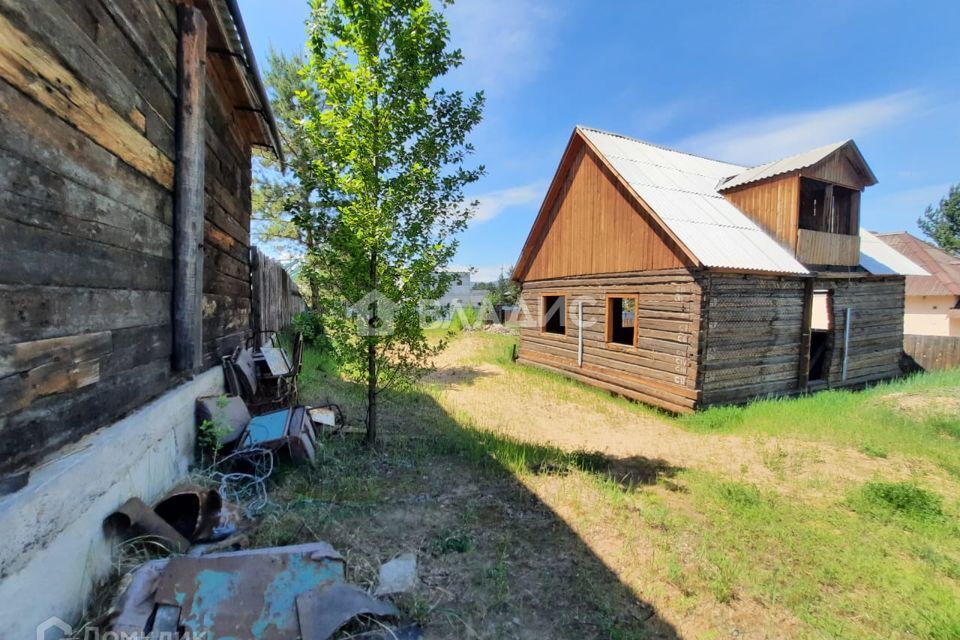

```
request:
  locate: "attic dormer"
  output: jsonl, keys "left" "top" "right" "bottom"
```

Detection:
{"left": 719, "top": 140, "right": 877, "bottom": 268}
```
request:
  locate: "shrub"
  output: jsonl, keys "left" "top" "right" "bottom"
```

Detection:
{"left": 448, "top": 305, "right": 479, "bottom": 333}
{"left": 292, "top": 309, "right": 330, "bottom": 349}
{"left": 857, "top": 482, "right": 944, "bottom": 522}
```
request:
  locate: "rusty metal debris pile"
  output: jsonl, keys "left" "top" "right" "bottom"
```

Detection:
{"left": 104, "top": 485, "right": 421, "bottom": 639}
{"left": 106, "top": 543, "right": 419, "bottom": 639}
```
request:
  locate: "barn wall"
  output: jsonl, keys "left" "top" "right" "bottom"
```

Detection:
{"left": 517, "top": 271, "right": 701, "bottom": 413}
{"left": 519, "top": 143, "right": 690, "bottom": 281}
{"left": 0, "top": 1, "right": 254, "bottom": 474}
{"left": 817, "top": 275, "right": 905, "bottom": 385}
{"left": 697, "top": 273, "right": 905, "bottom": 407}
{"left": 698, "top": 273, "right": 806, "bottom": 406}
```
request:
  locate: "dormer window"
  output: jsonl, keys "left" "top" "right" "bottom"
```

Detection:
{"left": 799, "top": 178, "right": 858, "bottom": 235}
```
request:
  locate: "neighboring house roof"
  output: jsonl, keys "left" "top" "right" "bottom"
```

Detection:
{"left": 717, "top": 139, "right": 877, "bottom": 191}
{"left": 874, "top": 232, "right": 960, "bottom": 296}
{"left": 578, "top": 127, "right": 809, "bottom": 275}
{"left": 859, "top": 230, "right": 929, "bottom": 276}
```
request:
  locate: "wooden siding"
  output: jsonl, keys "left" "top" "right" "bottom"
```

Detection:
{"left": 796, "top": 229, "right": 860, "bottom": 266}
{"left": 517, "top": 271, "right": 701, "bottom": 413}
{"left": 698, "top": 274, "right": 807, "bottom": 406}
{"left": 802, "top": 151, "right": 869, "bottom": 190}
{"left": 0, "top": 1, "right": 258, "bottom": 473}
{"left": 816, "top": 276, "right": 905, "bottom": 385}
{"left": 904, "top": 334, "right": 960, "bottom": 371}
{"left": 518, "top": 141, "right": 690, "bottom": 282}
{"left": 697, "top": 273, "right": 905, "bottom": 407}
{"left": 722, "top": 174, "right": 800, "bottom": 251}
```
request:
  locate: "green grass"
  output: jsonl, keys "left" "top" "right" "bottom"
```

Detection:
{"left": 277, "top": 333, "right": 960, "bottom": 639}
{"left": 679, "top": 369, "right": 960, "bottom": 477}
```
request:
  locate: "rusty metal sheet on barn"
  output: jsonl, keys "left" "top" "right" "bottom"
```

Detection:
{"left": 153, "top": 542, "right": 345, "bottom": 639}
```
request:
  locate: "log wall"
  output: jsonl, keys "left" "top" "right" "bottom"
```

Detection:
{"left": 697, "top": 273, "right": 906, "bottom": 407}
{"left": 0, "top": 1, "right": 255, "bottom": 473}
{"left": 517, "top": 271, "right": 701, "bottom": 413}
{"left": 816, "top": 275, "right": 905, "bottom": 386}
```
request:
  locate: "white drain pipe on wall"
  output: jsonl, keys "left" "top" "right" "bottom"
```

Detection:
{"left": 577, "top": 300, "right": 584, "bottom": 367}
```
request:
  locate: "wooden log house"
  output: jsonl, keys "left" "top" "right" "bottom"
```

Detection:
{"left": 0, "top": 0, "right": 283, "bottom": 474}
{"left": 513, "top": 127, "right": 915, "bottom": 413}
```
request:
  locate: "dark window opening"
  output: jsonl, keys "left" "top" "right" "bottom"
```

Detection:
{"left": 799, "top": 178, "right": 857, "bottom": 235}
{"left": 542, "top": 295, "right": 566, "bottom": 334}
{"left": 807, "top": 290, "right": 833, "bottom": 382}
{"left": 607, "top": 296, "right": 636, "bottom": 346}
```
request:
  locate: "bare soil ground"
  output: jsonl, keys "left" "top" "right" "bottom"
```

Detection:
{"left": 247, "top": 332, "right": 960, "bottom": 640}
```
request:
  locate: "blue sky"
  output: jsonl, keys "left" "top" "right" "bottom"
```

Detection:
{"left": 238, "top": 0, "right": 960, "bottom": 281}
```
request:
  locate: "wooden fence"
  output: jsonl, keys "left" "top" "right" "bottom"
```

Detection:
{"left": 903, "top": 334, "right": 960, "bottom": 372}
{"left": 251, "top": 247, "right": 307, "bottom": 340}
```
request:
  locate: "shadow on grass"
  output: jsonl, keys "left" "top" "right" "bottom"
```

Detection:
{"left": 273, "top": 367, "right": 682, "bottom": 639}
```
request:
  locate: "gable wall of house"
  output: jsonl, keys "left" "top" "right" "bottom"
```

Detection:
{"left": 0, "top": 0, "right": 255, "bottom": 474}
{"left": 520, "top": 143, "right": 691, "bottom": 282}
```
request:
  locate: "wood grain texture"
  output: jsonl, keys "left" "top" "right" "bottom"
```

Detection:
{"left": 515, "top": 134, "right": 691, "bottom": 282}
{"left": 722, "top": 174, "right": 800, "bottom": 251}
{"left": 172, "top": 4, "right": 207, "bottom": 372}
{"left": 796, "top": 229, "right": 860, "bottom": 266}
{"left": 517, "top": 271, "right": 701, "bottom": 412}
{"left": 0, "top": 11, "right": 175, "bottom": 188}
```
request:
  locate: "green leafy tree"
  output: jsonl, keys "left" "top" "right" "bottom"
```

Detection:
{"left": 252, "top": 49, "right": 332, "bottom": 307}
{"left": 489, "top": 265, "right": 520, "bottom": 307}
{"left": 303, "top": 0, "right": 484, "bottom": 443}
{"left": 918, "top": 184, "right": 960, "bottom": 255}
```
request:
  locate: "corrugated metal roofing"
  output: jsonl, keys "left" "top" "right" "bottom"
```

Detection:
{"left": 875, "top": 232, "right": 960, "bottom": 296}
{"left": 859, "top": 230, "right": 929, "bottom": 276}
{"left": 578, "top": 127, "right": 810, "bottom": 275}
{"left": 717, "top": 140, "right": 850, "bottom": 191}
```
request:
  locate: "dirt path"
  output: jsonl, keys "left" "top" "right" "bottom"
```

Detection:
{"left": 426, "top": 334, "right": 943, "bottom": 500}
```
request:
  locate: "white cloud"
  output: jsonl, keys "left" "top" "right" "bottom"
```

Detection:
{"left": 471, "top": 182, "right": 545, "bottom": 223}
{"left": 675, "top": 91, "right": 924, "bottom": 165}
{"left": 445, "top": 0, "right": 561, "bottom": 94}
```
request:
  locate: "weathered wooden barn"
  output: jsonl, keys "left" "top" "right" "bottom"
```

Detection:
{"left": 513, "top": 126, "right": 911, "bottom": 413}
{"left": 0, "top": 0, "right": 288, "bottom": 633}
{"left": 0, "top": 0, "right": 282, "bottom": 473}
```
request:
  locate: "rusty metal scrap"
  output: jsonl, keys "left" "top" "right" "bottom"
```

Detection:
{"left": 105, "top": 497, "right": 191, "bottom": 554}
{"left": 296, "top": 583, "right": 398, "bottom": 640}
{"left": 153, "top": 543, "right": 346, "bottom": 640}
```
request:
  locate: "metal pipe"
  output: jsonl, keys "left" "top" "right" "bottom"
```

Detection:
{"left": 841, "top": 307, "right": 852, "bottom": 380}
{"left": 577, "top": 301, "right": 584, "bottom": 367}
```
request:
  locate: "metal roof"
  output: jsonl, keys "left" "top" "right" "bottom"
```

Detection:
{"left": 717, "top": 139, "right": 877, "bottom": 191}
{"left": 578, "top": 127, "right": 810, "bottom": 275}
{"left": 859, "top": 230, "right": 929, "bottom": 277}
{"left": 874, "top": 231, "right": 960, "bottom": 295}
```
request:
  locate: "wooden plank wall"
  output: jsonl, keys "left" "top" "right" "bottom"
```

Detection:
{"left": 818, "top": 276, "right": 905, "bottom": 385}
{"left": 0, "top": 1, "right": 255, "bottom": 473}
{"left": 697, "top": 273, "right": 806, "bottom": 406}
{"left": 517, "top": 271, "right": 701, "bottom": 413}
{"left": 721, "top": 175, "right": 800, "bottom": 252}
{"left": 903, "top": 334, "right": 960, "bottom": 371}
{"left": 796, "top": 229, "right": 860, "bottom": 266}
{"left": 519, "top": 143, "right": 690, "bottom": 281}
{"left": 251, "top": 247, "right": 307, "bottom": 338}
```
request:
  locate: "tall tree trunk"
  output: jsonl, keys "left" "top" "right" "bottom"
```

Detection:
{"left": 365, "top": 249, "right": 378, "bottom": 444}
